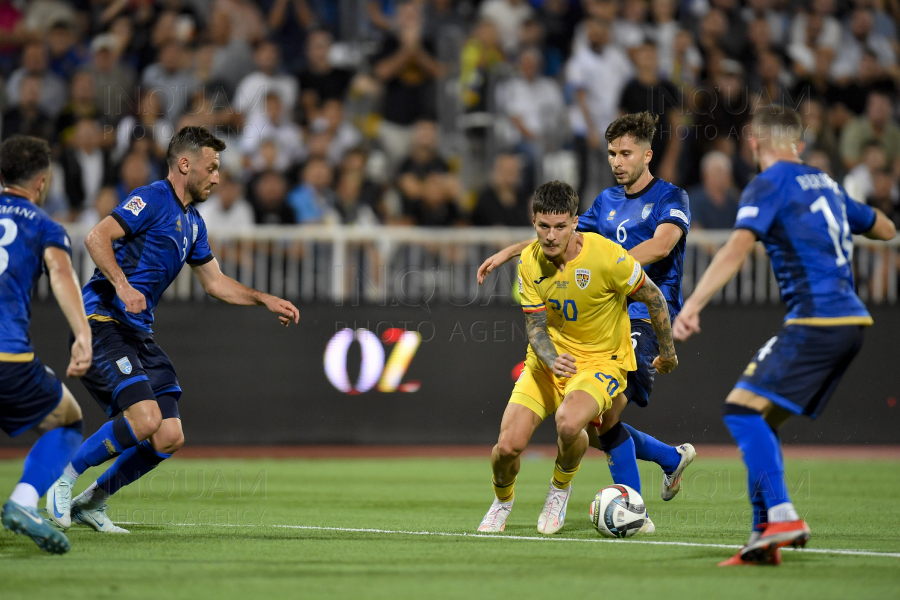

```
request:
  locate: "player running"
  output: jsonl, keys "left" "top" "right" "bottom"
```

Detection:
{"left": 673, "top": 106, "right": 896, "bottom": 566}
{"left": 478, "top": 112, "right": 695, "bottom": 507}
{"left": 0, "top": 135, "right": 91, "bottom": 553}
{"left": 46, "top": 126, "right": 300, "bottom": 534}
{"left": 477, "top": 181, "right": 678, "bottom": 534}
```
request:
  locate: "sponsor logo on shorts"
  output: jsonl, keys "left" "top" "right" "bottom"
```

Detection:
{"left": 116, "top": 356, "right": 132, "bottom": 374}
{"left": 669, "top": 209, "right": 689, "bottom": 223}
{"left": 737, "top": 206, "right": 759, "bottom": 221}
{"left": 123, "top": 196, "right": 146, "bottom": 217}
{"left": 642, "top": 203, "right": 653, "bottom": 219}
{"left": 575, "top": 268, "right": 591, "bottom": 290}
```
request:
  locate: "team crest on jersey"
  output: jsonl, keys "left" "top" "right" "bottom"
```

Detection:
{"left": 123, "top": 196, "right": 146, "bottom": 217}
{"left": 116, "top": 357, "right": 132, "bottom": 375}
{"left": 192, "top": 223, "right": 198, "bottom": 243}
{"left": 575, "top": 268, "right": 591, "bottom": 290}
{"left": 641, "top": 203, "right": 653, "bottom": 220}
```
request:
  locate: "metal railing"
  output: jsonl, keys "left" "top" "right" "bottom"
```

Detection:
{"left": 40, "top": 226, "right": 900, "bottom": 307}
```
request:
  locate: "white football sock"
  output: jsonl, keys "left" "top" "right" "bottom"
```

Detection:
{"left": 767, "top": 502, "right": 799, "bottom": 523}
{"left": 63, "top": 463, "right": 79, "bottom": 481}
{"left": 9, "top": 483, "right": 39, "bottom": 509}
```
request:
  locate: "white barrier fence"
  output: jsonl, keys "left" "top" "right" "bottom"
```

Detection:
{"left": 40, "top": 226, "right": 900, "bottom": 306}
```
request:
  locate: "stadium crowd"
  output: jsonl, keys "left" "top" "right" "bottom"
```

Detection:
{"left": 0, "top": 0, "right": 898, "bottom": 233}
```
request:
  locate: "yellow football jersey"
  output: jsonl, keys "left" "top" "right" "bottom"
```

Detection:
{"left": 517, "top": 232, "right": 646, "bottom": 371}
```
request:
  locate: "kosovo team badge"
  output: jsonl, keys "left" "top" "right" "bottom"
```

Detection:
{"left": 116, "top": 357, "right": 132, "bottom": 375}
{"left": 641, "top": 203, "right": 653, "bottom": 220}
{"left": 575, "top": 268, "right": 591, "bottom": 290}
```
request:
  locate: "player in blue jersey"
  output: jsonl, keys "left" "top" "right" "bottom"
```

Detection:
{"left": 0, "top": 136, "right": 92, "bottom": 553}
{"left": 673, "top": 106, "right": 896, "bottom": 566}
{"left": 478, "top": 113, "right": 696, "bottom": 519}
{"left": 46, "top": 126, "right": 300, "bottom": 534}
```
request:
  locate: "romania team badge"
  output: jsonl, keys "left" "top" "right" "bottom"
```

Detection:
{"left": 575, "top": 268, "right": 591, "bottom": 290}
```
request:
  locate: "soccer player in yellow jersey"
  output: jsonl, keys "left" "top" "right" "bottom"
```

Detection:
{"left": 477, "top": 181, "right": 678, "bottom": 534}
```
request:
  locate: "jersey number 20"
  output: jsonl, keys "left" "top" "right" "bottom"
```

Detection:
{"left": 810, "top": 196, "right": 853, "bottom": 266}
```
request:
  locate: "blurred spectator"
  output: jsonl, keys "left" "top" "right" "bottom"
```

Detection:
{"left": 571, "top": 0, "right": 617, "bottom": 55}
{"left": 247, "top": 138, "right": 298, "bottom": 176}
{"left": 619, "top": 42, "right": 682, "bottom": 182}
{"left": 116, "top": 152, "right": 152, "bottom": 201}
{"left": 141, "top": 41, "right": 199, "bottom": 122}
{"left": 76, "top": 186, "right": 119, "bottom": 228}
{"left": 6, "top": 42, "right": 67, "bottom": 118}
{"left": 203, "top": 11, "right": 255, "bottom": 93}
{"left": 21, "top": 0, "right": 76, "bottom": 35}
{"left": 198, "top": 170, "right": 255, "bottom": 233}
{"left": 614, "top": 0, "right": 649, "bottom": 52}
{"left": 287, "top": 158, "right": 338, "bottom": 223}
{"left": 2, "top": 74, "right": 54, "bottom": 141}
{"left": 791, "top": 46, "right": 839, "bottom": 104}
{"left": 844, "top": 142, "right": 887, "bottom": 203}
{"left": 539, "top": 0, "right": 581, "bottom": 73}
{"left": 251, "top": 170, "right": 295, "bottom": 224}
{"left": 235, "top": 40, "right": 298, "bottom": 124}
{"left": 650, "top": 0, "right": 679, "bottom": 76}
{"left": 340, "top": 148, "right": 386, "bottom": 221}
{"left": 0, "top": 0, "right": 27, "bottom": 76}
{"left": 86, "top": 33, "right": 137, "bottom": 123}
{"left": 46, "top": 20, "right": 86, "bottom": 81}
{"left": 56, "top": 71, "right": 104, "bottom": 148}
{"left": 668, "top": 28, "right": 702, "bottom": 87}
{"left": 372, "top": 1, "right": 444, "bottom": 168}
{"left": 61, "top": 119, "right": 115, "bottom": 216}
{"left": 688, "top": 151, "right": 740, "bottom": 229}
{"left": 749, "top": 50, "right": 791, "bottom": 105}
{"left": 396, "top": 120, "right": 455, "bottom": 214}
{"left": 263, "top": 0, "right": 315, "bottom": 74}
{"left": 831, "top": 8, "right": 897, "bottom": 81}
{"left": 298, "top": 30, "right": 355, "bottom": 122}
{"left": 471, "top": 153, "right": 531, "bottom": 227}
{"left": 108, "top": 13, "right": 155, "bottom": 76}
{"left": 566, "top": 18, "right": 632, "bottom": 196}
{"left": 502, "top": 48, "right": 566, "bottom": 148}
{"left": 740, "top": 0, "right": 787, "bottom": 48}
{"left": 840, "top": 92, "right": 900, "bottom": 172}
{"left": 788, "top": 0, "right": 842, "bottom": 61}
{"left": 479, "top": 0, "right": 533, "bottom": 56}
{"left": 114, "top": 89, "right": 173, "bottom": 167}
{"left": 834, "top": 50, "right": 898, "bottom": 115}
{"left": 409, "top": 172, "right": 462, "bottom": 226}
{"left": 211, "top": 0, "right": 266, "bottom": 45}
{"left": 460, "top": 20, "right": 505, "bottom": 114}
{"left": 312, "top": 98, "right": 362, "bottom": 166}
{"left": 805, "top": 149, "right": 834, "bottom": 176}
{"left": 334, "top": 170, "right": 380, "bottom": 226}
{"left": 799, "top": 97, "right": 842, "bottom": 179}
{"left": 866, "top": 169, "right": 900, "bottom": 228}
{"left": 241, "top": 92, "right": 306, "bottom": 169}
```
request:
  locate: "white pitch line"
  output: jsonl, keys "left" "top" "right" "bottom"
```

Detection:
{"left": 115, "top": 521, "right": 900, "bottom": 559}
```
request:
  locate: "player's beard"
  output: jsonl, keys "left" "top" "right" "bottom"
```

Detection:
{"left": 186, "top": 176, "right": 210, "bottom": 204}
{"left": 622, "top": 164, "right": 645, "bottom": 188}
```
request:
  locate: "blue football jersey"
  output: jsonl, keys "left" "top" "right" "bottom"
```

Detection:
{"left": 733, "top": 162, "right": 876, "bottom": 324}
{"left": 0, "top": 194, "right": 72, "bottom": 355}
{"left": 82, "top": 179, "right": 214, "bottom": 332}
{"left": 578, "top": 177, "right": 691, "bottom": 320}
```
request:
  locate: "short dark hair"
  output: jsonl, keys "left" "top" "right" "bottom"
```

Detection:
{"left": 531, "top": 181, "right": 579, "bottom": 216}
{"left": 0, "top": 135, "right": 51, "bottom": 187}
{"left": 605, "top": 111, "right": 658, "bottom": 145}
{"left": 166, "top": 126, "right": 226, "bottom": 168}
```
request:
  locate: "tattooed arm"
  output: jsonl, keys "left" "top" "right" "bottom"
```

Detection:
{"left": 630, "top": 277, "right": 678, "bottom": 374}
{"left": 524, "top": 310, "right": 577, "bottom": 378}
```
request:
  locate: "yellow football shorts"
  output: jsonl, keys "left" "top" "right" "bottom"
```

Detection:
{"left": 509, "top": 352, "right": 629, "bottom": 421}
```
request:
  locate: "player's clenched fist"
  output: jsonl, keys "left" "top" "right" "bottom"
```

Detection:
{"left": 552, "top": 353, "right": 577, "bottom": 378}
{"left": 115, "top": 281, "right": 147, "bottom": 314}
{"left": 67, "top": 332, "right": 93, "bottom": 378}
{"left": 652, "top": 353, "right": 678, "bottom": 374}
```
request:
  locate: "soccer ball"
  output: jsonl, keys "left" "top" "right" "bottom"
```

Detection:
{"left": 589, "top": 484, "right": 646, "bottom": 538}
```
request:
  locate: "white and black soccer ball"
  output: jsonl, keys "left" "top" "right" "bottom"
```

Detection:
{"left": 589, "top": 484, "right": 646, "bottom": 538}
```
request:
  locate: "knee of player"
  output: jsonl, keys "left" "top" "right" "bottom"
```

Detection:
{"left": 157, "top": 430, "right": 185, "bottom": 454}
{"left": 496, "top": 437, "right": 526, "bottom": 460}
{"left": 555, "top": 413, "right": 585, "bottom": 442}
{"left": 126, "top": 405, "right": 163, "bottom": 440}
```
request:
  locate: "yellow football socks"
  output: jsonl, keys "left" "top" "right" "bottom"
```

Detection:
{"left": 551, "top": 462, "right": 579, "bottom": 490}
{"left": 493, "top": 478, "right": 515, "bottom": 502}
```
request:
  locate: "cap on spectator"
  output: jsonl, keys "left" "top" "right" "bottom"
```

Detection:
{"left": 91, "top": 34, "right": 119, "bottom": 53}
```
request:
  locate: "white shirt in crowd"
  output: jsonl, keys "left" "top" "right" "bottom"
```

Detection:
{"left": 565, "top": 43, "right": 633, "bottom": 138}
{"left": 241, "top": 112, "right": 306, "bottom": 165}
{"left": 500, "top": 76, "right": 566, "bottom": 144}
{"left": 234, "top": 71, "right": 298, "bottom": 123}
{"left": 478, "top": 0, "right": 534, "bottom": 56}
{"left": 197, "top": 194, "right": 256, "bottom": 234}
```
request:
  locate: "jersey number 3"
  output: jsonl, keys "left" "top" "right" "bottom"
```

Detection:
{"left": 0, "top": 218, "right": 18, "bottom": 277}
{"left": 810, "top": 196, "right": 853, "bottom": 266}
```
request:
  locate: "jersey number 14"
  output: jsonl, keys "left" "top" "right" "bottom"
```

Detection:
{"left": 810, "top": 196, "right": 853, "bottom": 267}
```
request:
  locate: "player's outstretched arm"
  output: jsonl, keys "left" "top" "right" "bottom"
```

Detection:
{"left": 477, "top": 238, "right": 534, "bottom": 284}
{"left": 191, "top": 258, "right": 300, "bottom": 326}
{"left": 45, "top": 247, "right": 92, "bottom": 377}
{"left": 524, "top": 310, "right": 576, "bottom": 378}
{"left": 863, "top": 207, "right": 897, "bottom": 241}
{"left": 630, "top": 277, "right": 677, "bottom": 374}
{"left": 85, "top": 216, "right": 147, "bottom": 314}
{"left": 627, "top": 223, "right": 683, "bottom": 266}
{"left": 672, "top": 229, "right": 756, "bottom": 341}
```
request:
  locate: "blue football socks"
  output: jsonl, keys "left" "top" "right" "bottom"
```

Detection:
{"left": 70, "top": 417, "right": 139, "bottom": 475}
{"left": 599, "top": 422, "right": 642, "bottom": 494}
{"left": 622, "top": 423, "right": 682, "bottom": 474}
{"left": 18, "top": 421, "right": 83, "bottom": 498}
{"left": 95, "top": 440, "right": 172, "bottom": 497}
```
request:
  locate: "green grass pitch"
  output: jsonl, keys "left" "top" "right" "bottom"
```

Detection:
{"left": 1, "top": 454, "right": 898, "bottom": 599}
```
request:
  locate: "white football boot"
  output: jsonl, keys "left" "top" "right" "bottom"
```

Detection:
{"left": 45, "top": 473, "right": 76, "bottom": 529}
{"left": 71, "top": 492, "right": 129, "bottom": 534}
{"left": 477, "top": 498, "right": 514, "bottom": 532}
{"left": 661, "top": 444, "right": 697, "bottom": 501}
{"left": 640, "top": 514, "right": 656, "bottom": 534}
{"left": 537, "top": 483, "right": 571, "bottom": 534}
